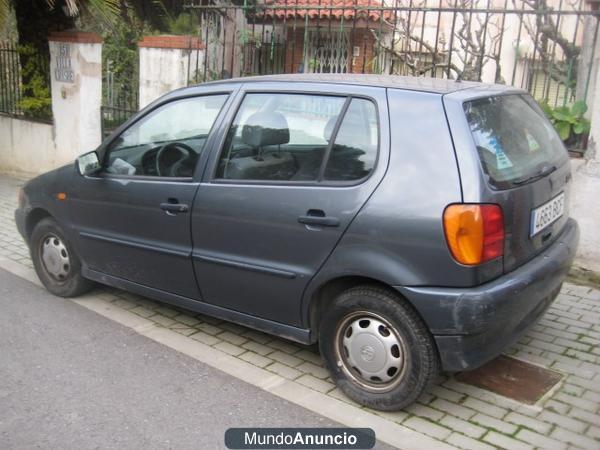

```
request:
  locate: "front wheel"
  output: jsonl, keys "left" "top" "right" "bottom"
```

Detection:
{"left": 319, "top": 285, "right": 439, "bottom": 411}
{"left": 30, "top": 217, "right": 93, "bottom": 297}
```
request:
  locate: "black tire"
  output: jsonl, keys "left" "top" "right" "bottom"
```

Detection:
{"left": 319, "top": 285, "right": 439, "bottom": 411}
{"left": 30, "top": 217, "right": 93, "bottom": 297}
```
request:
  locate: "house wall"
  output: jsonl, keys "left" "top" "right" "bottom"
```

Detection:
{"left": 283, "top": 29, "right": 305, "bottom": 73}
{"left": 350, "top": 29, "right": 377, "bottom": 73}
{"left": 283, "top": 27, "right": 378, "bottom": 74}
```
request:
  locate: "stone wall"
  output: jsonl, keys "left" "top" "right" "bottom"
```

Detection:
{"left": 0, "top": 116, "right": 57, "bottom": 175}
{"left": 0, "top": 31, "right": 102, "bottom": 176}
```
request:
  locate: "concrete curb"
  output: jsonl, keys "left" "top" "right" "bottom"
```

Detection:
{"left": 0, "top": 257, "right": 456, "bottom": 450}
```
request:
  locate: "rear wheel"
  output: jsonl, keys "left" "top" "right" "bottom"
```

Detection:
{"left": 30, "top": 218, "right": 93, "bottom": 297}
{"left": 319, "top": 285, "right": 439, "bottom": 411}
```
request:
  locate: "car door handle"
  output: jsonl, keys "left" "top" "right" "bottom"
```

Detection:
{"left": 160, "top": 202, "right": 189, "bottom": 214}
{"left": 298, "top": 211, "right": 340, "bottom": 227}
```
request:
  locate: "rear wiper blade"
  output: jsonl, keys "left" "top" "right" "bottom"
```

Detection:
{"left": 511, "top": 165, "right": 557, "bottom": 186}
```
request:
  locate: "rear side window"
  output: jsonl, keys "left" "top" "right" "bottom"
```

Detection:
{"left": 464, "top": 94, "right": 568, "bottom": 190}
{"left": 215, "top": 93, "right": 378, "bottom": 182}
{"left": 325, "top": 98, "right": 378, "bottom": 181}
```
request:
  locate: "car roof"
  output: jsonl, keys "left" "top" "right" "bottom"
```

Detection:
{"left": 195, "top": 73, "right": 517, "bottom": 95}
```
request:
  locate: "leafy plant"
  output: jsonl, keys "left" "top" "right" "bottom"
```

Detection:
{"left": 541, "top": 100, "right": 591, "bottom": 143}
{"left": 93, "top": 8, "right": 144, "bottom": 110}
{"left": 18, "top": 44, "right": 52, "bottom": 120}
{"left": 167, "top": 12, "right": 198, "bottom": 35}
{"left": 239, "top": 29, "right": 262, "bottom": 49}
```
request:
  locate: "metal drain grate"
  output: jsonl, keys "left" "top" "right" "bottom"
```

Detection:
{"left": 456, "top": 355, "right": 563, "bottom": 405}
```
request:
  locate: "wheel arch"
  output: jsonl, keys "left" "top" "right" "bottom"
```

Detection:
{"left": 306, "top": 275, "right": 428, "bottom": 342}
{"left": 25, "top": 208, "right": 54, "bottom": 241}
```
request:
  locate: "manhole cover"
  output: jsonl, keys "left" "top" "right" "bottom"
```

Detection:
{"left": 456, "top": 355, "right": 563, "bottom": 404}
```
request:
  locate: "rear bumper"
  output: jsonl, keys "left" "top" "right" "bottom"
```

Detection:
{"left": 396, "top": 218, "right": 580, "bottom": 372}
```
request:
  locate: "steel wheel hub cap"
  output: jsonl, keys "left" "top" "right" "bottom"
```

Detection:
{"left": 337, "top": 313, "right": 405, "bottom": 390}
{"left": 41, "top": 235, "right": 70, "bottom": 281}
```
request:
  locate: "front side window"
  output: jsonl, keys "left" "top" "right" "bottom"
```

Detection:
{"left": 106, "top": 94, "right": 228, "bottom": 178}
{"left": 216, "top": 93, "right": 378, "bottom": 182}
{"left": 464, "top": 94, "right": 568, "bottom": 189}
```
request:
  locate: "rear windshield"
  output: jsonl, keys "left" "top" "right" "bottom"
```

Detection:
{"left": 464, "top": 94, "right": 568, "bottom": 190}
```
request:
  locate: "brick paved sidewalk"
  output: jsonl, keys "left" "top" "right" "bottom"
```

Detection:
{"left": 1, "top": 174, "right": 599, "bottom": 450}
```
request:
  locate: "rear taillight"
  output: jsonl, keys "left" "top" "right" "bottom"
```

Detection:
{"left": 443, "top": 204, "right": 504, "bottom": 265}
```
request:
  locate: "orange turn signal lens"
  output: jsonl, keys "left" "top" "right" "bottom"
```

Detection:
{"left": 443, "top": 204, "right": 504, "bottom": 265}
{"left": 56, "top": 192, "right": 67, "bottom": 201}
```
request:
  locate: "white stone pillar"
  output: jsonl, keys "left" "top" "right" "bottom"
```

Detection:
{"left": 571, "top": 3, "right": 600, "bottom": 273}
{"left": 584, "top": 35, "right": 600, "bottom": 175}
{"left": 581, "top": 1, "right": 600, "bottom": 172}
{"left": 48, "top": 31, "right": 103, "bottom": 165}
{"left": 138, "top": 35, "right": 204, "bottom": 109}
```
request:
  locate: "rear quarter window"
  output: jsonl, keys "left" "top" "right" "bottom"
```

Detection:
{"left": 464, "top": 94, "right": 568, "bottom": 190}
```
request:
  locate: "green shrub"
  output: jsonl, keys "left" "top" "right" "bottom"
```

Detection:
{"left": 167, "top": 12, "right": 198, "bottom": 35}
{"left": 18, "top": 44, "right": 52, "bottom": 120}
{"left": 540, "top": 100, "right": 590, "bottom": 144}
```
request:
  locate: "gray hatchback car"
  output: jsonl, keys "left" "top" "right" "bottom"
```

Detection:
{"left": 15, "top": 74, "right": 579, "bottom": 410}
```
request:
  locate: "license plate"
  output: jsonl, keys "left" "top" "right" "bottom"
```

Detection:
{"left": 530, "top": 192, "right": 565, "bottom": 237}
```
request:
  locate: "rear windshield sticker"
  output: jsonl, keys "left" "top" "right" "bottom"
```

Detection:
{"left": 525, "top": 129, "right": 541, "bottom": 152}
{"left": 488, "top": 135, "right": 513, "bottom": 170}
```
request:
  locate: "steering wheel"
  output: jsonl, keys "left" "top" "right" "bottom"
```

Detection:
{"left": 155, "top": 142, "right": 195, "bottom": 177}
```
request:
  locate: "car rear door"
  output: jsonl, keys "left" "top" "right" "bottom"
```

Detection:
{"left": 190, "top": 82, "right": 389, "bottom": 326}
{"left": 444, "top": 88, "right": 572, "bottom": 273}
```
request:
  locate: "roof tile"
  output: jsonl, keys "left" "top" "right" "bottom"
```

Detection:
{"left": 259, "top": 0, "right": 393, "bottom": 23}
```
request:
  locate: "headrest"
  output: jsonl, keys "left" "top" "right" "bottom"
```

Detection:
{"left": 323, "top": 116, "right": 338, "bottom": 142}
{"left": 242, "top": 112, "right": 290, "bottom": 148}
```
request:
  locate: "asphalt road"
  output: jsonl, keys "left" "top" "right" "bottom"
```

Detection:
{"left": 0, "top": 268, "right": 393, "bottom": 450}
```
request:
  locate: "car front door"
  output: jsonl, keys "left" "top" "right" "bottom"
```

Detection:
{"left": 69, "top": 88, "right": 236, "bottom": 299}
{"left": 191, "top": 82, "right": 389, "bottom": 326}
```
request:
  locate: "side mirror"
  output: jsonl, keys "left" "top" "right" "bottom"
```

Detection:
{"left": 77, "top": 151, "right": 101, "bottom": 176}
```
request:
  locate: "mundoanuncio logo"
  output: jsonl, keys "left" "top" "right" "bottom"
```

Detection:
{"left": 225, "top": 428, "right": 375, "bottom": 449}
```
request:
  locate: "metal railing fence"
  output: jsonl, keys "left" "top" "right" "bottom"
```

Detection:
{"left": 0, "top": 41, "right": 52, "bottom": 121}
{"left": 183, "top": 0, "right": 600, "bottom": 109}
{"left": 101, "top": 56, "right": 139, "bottom": 138}
{"left": 0, "top": 42, "right": 23, "bottom": 116}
